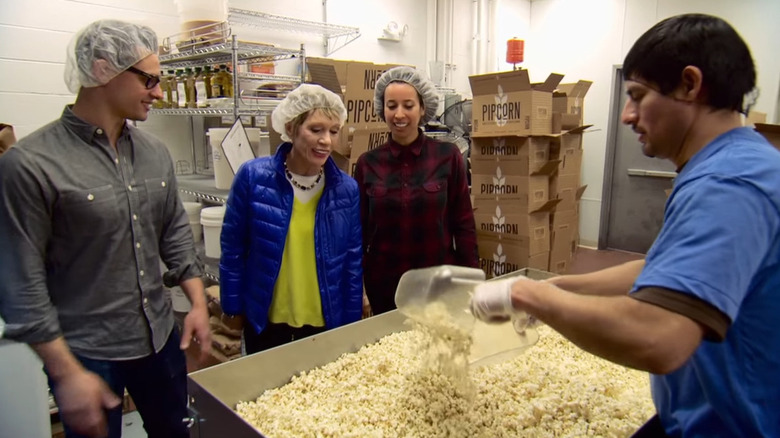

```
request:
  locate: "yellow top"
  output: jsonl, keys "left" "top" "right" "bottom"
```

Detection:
{"left": 268, "top": 187, "right": 325, "bottom": 327}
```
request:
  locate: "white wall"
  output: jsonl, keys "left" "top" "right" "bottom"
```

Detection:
{"left": 0, "top": 0, "right": 180, "bottom": 139}
{"left": 0, "top": 0, "right": 432, "bottom": 139}
{"left": 527, "top": 0, "right": 780, "bottom": 247}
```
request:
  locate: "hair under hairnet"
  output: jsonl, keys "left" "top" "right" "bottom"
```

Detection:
{"left": 64, "top": 19, "right": 158, "bottom": 94}
{"left": 271, "top": 83, "right": 348, "bottom": 142}
{"left": 374, "top": 66, "right": 439, "bottom": 124}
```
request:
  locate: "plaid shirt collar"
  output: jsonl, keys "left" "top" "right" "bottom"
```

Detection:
{"left": 388, "top": 129, "right": 425, "bottom": 158}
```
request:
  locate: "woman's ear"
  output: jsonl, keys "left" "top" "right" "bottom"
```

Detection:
{"left": 285, "top": 122, "right": 294, "bottom": 140}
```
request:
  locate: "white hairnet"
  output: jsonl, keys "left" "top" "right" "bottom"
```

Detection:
{"left": 64, "top": 19, "right": 158, "bottom": 94}
{"left": 374, "top": 66, "right": 439, "bottom": 124}
{"left": 271, "top": 83, "right": 348, "bottom": 142}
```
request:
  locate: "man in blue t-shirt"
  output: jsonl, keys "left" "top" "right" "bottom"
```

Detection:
{"left": 469, "top": 14, "right": 780, "bottom": 437}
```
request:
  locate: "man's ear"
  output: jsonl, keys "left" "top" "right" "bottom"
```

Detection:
{"left": 92, "top": 59, "right": 115, "bottom": 85}
{"left": 677, "top": 65, "right": 704, "bottom": 103}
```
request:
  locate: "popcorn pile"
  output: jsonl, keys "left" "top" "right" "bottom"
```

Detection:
{"left": 236, "top": 320, "right": 655, "bottom": 437}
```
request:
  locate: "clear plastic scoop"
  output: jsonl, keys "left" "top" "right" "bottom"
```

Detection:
{"left": 394, "top": 265, "right": 539, "bottom": 366}
{"left": 394, "top": 265, "right": 484, "bottom": 331}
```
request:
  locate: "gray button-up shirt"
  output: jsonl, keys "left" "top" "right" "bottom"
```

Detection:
{"left": 0, "top": 106, "right": 203, "bottom": 360}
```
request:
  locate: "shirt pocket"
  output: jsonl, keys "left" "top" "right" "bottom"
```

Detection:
{"left": 366, "top": 184, "right": 388, "bottom": 198}
{"left": 417, "top": 179, "right": 449, "bottom": 231}
{"left": 422, "top": 179, "right": 448, "bottom": 208}
{"left": 143, "top": 177, "right": 170, "bottom": 223}
{"left": 57, "top": 185, "right": 121, "bottom": 236}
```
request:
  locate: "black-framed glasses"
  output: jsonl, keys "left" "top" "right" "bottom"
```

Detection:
{"left": 126, "top": 66, "right": 161, "bottom": 89}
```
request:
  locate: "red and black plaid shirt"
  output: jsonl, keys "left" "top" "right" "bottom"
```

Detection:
{"left": 354, "top": 131, "right": 478, "bottom": 313}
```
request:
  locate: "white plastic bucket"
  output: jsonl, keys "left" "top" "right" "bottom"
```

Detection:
{"left": 245, "top": 129, "right": 271, "bottom": 157}
{"left": 207, "top": 128, "right": 233, "bottom": 190}
{"left": 173, "top": 0, "right": 228, "bottom": 25}
{"left": 200, "top": 206, "right": 226, "bottom": 259}
{"left": 182, "top": 201, "right": 203, "bottom": 242}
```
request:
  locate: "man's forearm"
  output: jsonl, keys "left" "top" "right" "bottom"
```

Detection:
{"left": 180, "top": 276, "right": 207, "bottom": 309}
{"left": 31, "top": 337, "right": 83, "bottom": 381}
{"left": 547, "top": 259, "right": 645, "bottom": 296}
{"left": 515, "top": 281, "right": 703, "bottom": 374}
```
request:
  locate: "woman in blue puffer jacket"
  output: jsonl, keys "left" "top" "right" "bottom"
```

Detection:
{"left": 219, "top": 84, "right": 364, "bottom": 354}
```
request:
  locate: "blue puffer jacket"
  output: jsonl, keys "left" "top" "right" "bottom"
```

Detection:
{"left": 219, "top": 143, "right": 363, "bottom": 334}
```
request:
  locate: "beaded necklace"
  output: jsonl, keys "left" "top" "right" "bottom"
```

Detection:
{"left": 283, "top": 161, "right": 323, "bottom": 191}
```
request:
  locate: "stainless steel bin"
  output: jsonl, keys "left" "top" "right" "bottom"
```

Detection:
{"left": 186, "top": 268, "right": 554, "bottom": 437}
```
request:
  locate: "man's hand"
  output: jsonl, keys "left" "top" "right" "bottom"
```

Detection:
{"left": 53, "top": 369, "right": 121, "bottom": 438}
{"left": 179, "top": 277, "right": 212, "bottom": 360}
{"left": 471, "top": 276, "right": 537, "bottom": 322}
{"left": 180, "top": 302, "right": 212, "bottom": 359}
{"left": 470, "top": 277, "right": 516, "bottom": 322}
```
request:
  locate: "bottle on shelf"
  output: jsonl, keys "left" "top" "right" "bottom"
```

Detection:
{"left": 223, "top": 65, "right": 234, "bottom": 98}
{"left": 166, "top": 69, "right": 177, "bottom": 108}
{"left": 210, "top": 65, "right": 224, "bottom": 98}
{"left": 175, "top": 69, "right": 187, "bottom": 109}
{"left": 184, "top": 67, "right": 197, "bottom": 109}
{"left": 194, "top": 67, "right": 208, "bottom": 108}
{"left": 213, "top": 64, "right": 233, "bottom": 98}
{"left": 153, "top": 70, "right": 166, "bottom": 109}
{"left": 202, "top": 66, "right": 214, "bottom": 100}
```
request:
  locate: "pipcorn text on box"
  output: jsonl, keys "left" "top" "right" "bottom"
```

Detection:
{"left": 476, "top": 230, "right": 550, "bottom": 279}
{"left": 307, "top": 57, "right": 404, "bottom": 155}
{"left": 469, "top": 69, "right": 563, "bottom": 137}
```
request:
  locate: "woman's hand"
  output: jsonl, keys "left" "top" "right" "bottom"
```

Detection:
{"left": 362, "top": 293, "right": 373, "bottom": 319}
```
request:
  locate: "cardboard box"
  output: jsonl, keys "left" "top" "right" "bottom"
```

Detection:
{"left": 555, "top": 126, "right": 590, "bottom": 154}
{"left": 472, "top": 198, "right": 558, "bottom": 255}
{"left": 307, "top": 57, "right": 402, "bottom": 157}
{"left": 551, "top": 172, "right": 579, "bottom": 192}
{"left": 347, "top": 127, "right": 390, "bottom": 176}
{"left": 553, "top": 81, "right": 592, "bottom": 129}
{"left": 471, "top": 153, "right": 559, "bottom": 178}
{"left": 470, "top": 135, "right": 551, "bottom": 168}
{"left": 471, "top": 157, "right": 557, "bottom": 211}
{"left": 469, "top": 69, "right": 563, "bottom": 137}
{"left": 755, "top": 123, "right": 780, "bottom": 150}
{"left": 548, "top": 209, "right": 578, "bottom": 274}
{"left": 307, "top": 57, "right": 402, "bottom": 130}
{"left": 744, "top": 111, "right": 767, "bottom": 127}
{"left": 551, "top": 183, "right": 587, "bottom": 212}
{"left": 477, "top": 230, "right": 550, "bottom": 278}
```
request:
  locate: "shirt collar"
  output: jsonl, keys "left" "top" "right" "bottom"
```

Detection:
{"left": 677, "top": 127, "right": 752, "bottom": 181}
{"left": 60, "top": 105, "right": 129, "bottom": 144}
{"left": 389, "top": 129, "right": 425, "bottom": 158}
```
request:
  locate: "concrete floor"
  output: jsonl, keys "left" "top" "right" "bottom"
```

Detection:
{"left": 121, "top": 411, "right": 146, "bottom": 438}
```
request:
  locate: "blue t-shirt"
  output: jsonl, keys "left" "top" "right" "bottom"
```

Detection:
{"left": 632, "top": 127, "right": 780, "bottom": 437}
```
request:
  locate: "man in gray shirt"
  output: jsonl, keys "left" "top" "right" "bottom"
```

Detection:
{"left": 0, "top": 19, "right": 211, "bottom": 438}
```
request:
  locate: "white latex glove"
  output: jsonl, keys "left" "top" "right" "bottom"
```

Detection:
{"left": 470, "top": 277, "right": 524, "bottom": 322}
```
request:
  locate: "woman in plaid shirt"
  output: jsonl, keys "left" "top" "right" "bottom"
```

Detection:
{"left": 354, "top": 66, "right": 478, "bottom": 315}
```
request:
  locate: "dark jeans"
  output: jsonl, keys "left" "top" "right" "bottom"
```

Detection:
{"left": 51, "top": 328, "right": 189, "bottom": 438}
{"left": 631, "top": 415, "right": 669, "bottom": 438}
{"left": 243, "top": 322, "right": 326, "bottom": 354}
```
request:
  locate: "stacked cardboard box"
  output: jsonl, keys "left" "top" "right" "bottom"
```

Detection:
{"left": 548, "top": 81, "right": 592, "bottom": 273}
{"left": 755, "top": 123, "right": 780, "bottom": 150}
{"left": 469, "top": 71, "right": 592, "bottom": 276}
{"left": 548, "top": 125, "right": 589, "bottom": 273}
{"left": 468, "top": 69, "right": 563, "bottom": 278}
{"left": 306, "top": 57, "right": 399, "bottom": 176}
